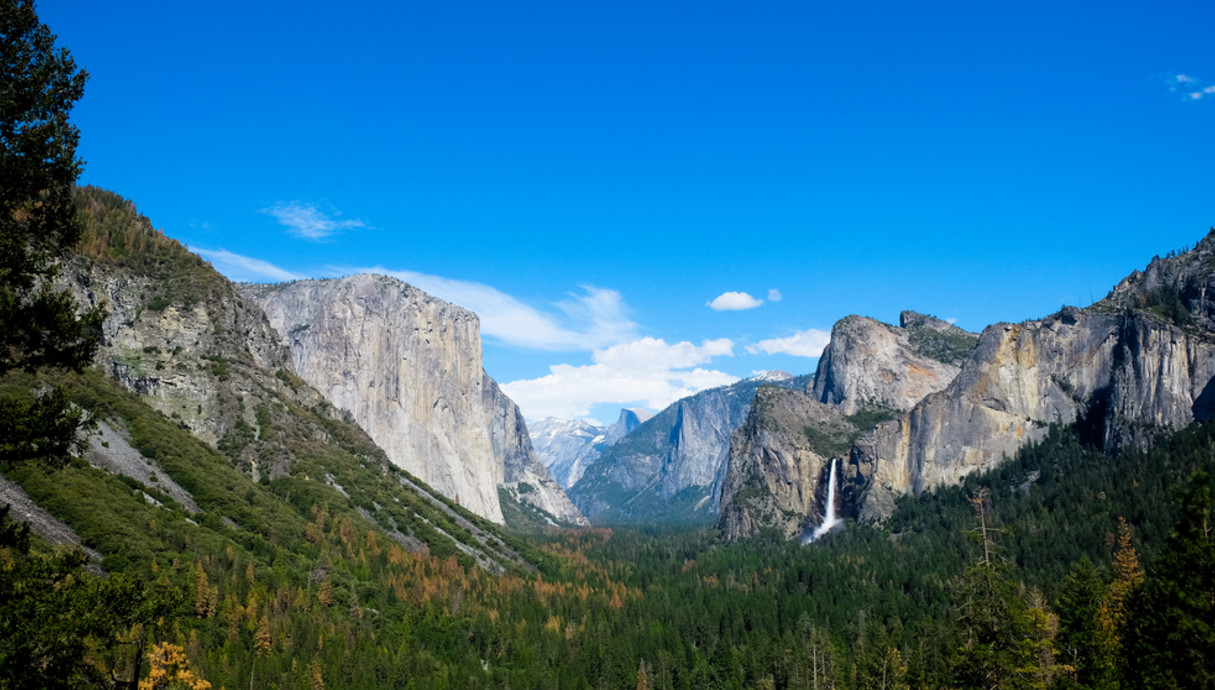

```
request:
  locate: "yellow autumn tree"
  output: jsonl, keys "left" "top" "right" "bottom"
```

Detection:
{"left": 193, "top": 563, "right": 214, "bottom": 618}
{"left": 139, "top": 642, "right": 211, "bottom": 690}
{"left": 1096, "top": 517, "right": 1144, "bottom": 680}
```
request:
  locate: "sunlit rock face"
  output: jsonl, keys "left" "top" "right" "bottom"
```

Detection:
{"left": 244, "top": 274, "right": 586, "bottom": 527}
{"left": 852, "top": 233, "right": 1215, "bottom": 522}
{"left": 484, "top": 376, "right": 588, "bottom": 527}
{"left": 722, "top": 232, "right": 1215, "bottom": 536}
{"left": 812, "top": 311, "right": 975, "bottom": 415}
{"left": 718, "top": 313, "right": 975, "bottom": 539}
{"left": 570, "top": 376, "right": 809, "bottom": 524}
{"left": 853, "top": 306, "right": 1215, "bottom": 521}
{"left": 718, "top": 387, "right": 843, "bottom": 540}
{"left": 244, "top": 275, "right": 506, "bottom": 523}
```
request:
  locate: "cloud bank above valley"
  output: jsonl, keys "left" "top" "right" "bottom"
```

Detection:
{"left": 500, "top": 337, "right": 739, "bottom": 421}
{"left": 196, "top": 247, "right": 829, "bottom": 423}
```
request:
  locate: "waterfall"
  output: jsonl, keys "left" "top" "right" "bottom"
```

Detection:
{"left": 803, "top": 457, "right": 840, "bottom": 544}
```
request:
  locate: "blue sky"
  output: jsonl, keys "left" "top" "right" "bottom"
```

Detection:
{"left": 41, "top": 1, "right": 1214, "bottom": 424}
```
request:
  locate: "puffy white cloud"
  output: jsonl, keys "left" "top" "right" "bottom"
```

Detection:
{"left": 747, "top": 328, "right": 832, "bottom": 358}
{"left": 359, "top": 267, "right": 638, "bottom": 352}
{"left": 708, "top": 291, "right": 763, "bottom": 311}
{"left": 767, "top": 289, "right": 783, "bottom": 302}
{"left": 501, "top": 337, "right": 738, "bottom": 420}
{"left": 262, "top": 202, "right": 366, "bottom": 240}
{"left": 191, "top": 247, "right": 304, "bottom": 282}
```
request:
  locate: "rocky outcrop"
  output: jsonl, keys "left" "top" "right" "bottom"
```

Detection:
{"left": 484, "top": 376, "right": 589, "bottom": 526}
{"left": 605, "top": 408, "right": 653, "bottom": 445}
{"left": 64, "top": 254, "right": 296, "bottom": 451}
{"left": 50, "top": 188, "right": 549, "bottom": 570}
{"left": 717, "top": 314, "right": 971, "bottom": 539}
{"left": 717, "top": 387, "right": 847, "bottom": 540}
{"left": 242, "top": 275, "right": 507, "bottom": 524}
{"left": 570, "top": 374, "right": 810, "bottom": 523}
{"left": 812, "top": 312, "right": 976, "bottom": 415}
{"left": 852, "top": 305, "right": 1215, "bottom": 521}
{"left": 243, "top": 274, "right": 584, "bottom": 527}
{"left": 720, "top": 230, "right": 1215, "bottom": 537}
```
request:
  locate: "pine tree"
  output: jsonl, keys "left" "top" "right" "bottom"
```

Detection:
{"left": 1125, "top": 471, "right": 1215, "bottom": 688}
{"left": 0, "top": 0, "right": 106, "bottom": 468}
{"left": 1054, "top": 556, "right": 1105, "bottom": 687}
{"left": 1096, "top": 517, "right": 1142, "bottom": 685}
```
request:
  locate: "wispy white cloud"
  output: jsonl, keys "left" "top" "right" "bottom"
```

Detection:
{"left": 501, "top": 337, "right": 738, "bottom": 420}
{"left": 357, "top": 267, "right": 638, "bottom": 351}
{"left": 262, "top": 202, "right": 366, "bottom": 240}
{"left": 191, "top": 247, "right": 304, "bottom": 283}
{"left": 747, "top": 328, "right": 832, "bottom": 358}
{"left": 708, "top": 291, "right": 763, "bottom": 311}
{"left": 767, "top": 289, "right": 783, "bottom": 302}
{"left": 1167, "top": 73, "right": 1215, "bottom": 100}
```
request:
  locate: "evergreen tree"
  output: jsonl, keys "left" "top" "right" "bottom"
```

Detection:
{"left": 0, "top": 0, "right": 106, "bottom": 468}
{"left": 1054, "top": 556, "right": 1106, "bottom": 688}
{"left": 1125, "top": 471, "right": 1215, "bottom": 688}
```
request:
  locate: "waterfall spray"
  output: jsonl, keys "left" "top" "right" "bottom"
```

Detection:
{"left": 804, "top": 457, "right": 840, "bottom": 544}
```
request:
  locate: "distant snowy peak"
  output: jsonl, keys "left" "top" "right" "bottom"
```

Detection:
{"left": 531, "top": 417, "right": 602, "bottom": 445}
{"left": 529, "top": 417, "right": 608, "bottom": 490}
{"left": 749, "top": 370, "right": 794, "bottom": 383}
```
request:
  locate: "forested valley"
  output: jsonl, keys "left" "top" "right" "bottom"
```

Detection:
{"left": 3, "top": 1, "right": 1214, "bottom": 687}
{"left": 5, "top": 368, "right": 1214, "bottom": 688}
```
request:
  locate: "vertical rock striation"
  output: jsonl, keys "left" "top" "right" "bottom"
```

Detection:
{"left": 720, "top": 231, "right": 1215, "bottom": 538}
{"left": 812, "top": 312, "right": 976, "bottom": 414}
{"left": 484, "top": 376, "right": 589, "bottom": 526}
{"left": 244, "top": 274, "right": 585, "bottom": 527}
{"left": 570, "top": 374, "right": 810, "bottom": 523}
{"left": 243, "top": 275, "right": 507, "bottom": 524}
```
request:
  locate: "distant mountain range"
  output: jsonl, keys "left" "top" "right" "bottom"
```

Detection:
{"left": 536, "top": 372, "right": 810, "bottom": 524}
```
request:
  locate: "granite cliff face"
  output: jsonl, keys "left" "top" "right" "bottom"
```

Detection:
{"left": 242, "top": 275, "right": 506, "bottom": 523}
{"left": 604, "top": 408, "right": 653, "bottom": 445}
{"left": 853, "top": 300, "right": 1215, "bottom": 521}
{"left": 57, "top": 188, "right": 536, "bottom": 571}
{"left": 717, "top": 387, "right": 849, "bottom": 540}
{"left": 720, "top": 231, "right": 1215, "bottom": 538}
{"left": 718, "top": 315, "right": 972, "bottom": 538}
{"left": 243, "top": 275, "right": 583, "bottom": 527}
{"left": 812, "top": 312, "right": 977, "bottom": 414}
{"left": 570, "top": 374, "right": 809, "bottom": 523}
{"left": 64, "top": 192, "right": 314, "bottom": 479}
{"left": 484, "top": 376, "right": 589, "bottom": 526}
